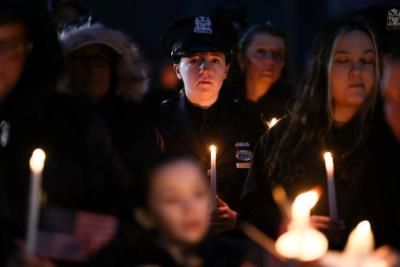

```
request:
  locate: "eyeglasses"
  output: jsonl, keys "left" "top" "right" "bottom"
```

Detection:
{"left": 0, "top": 38, "right": 32, "bottom": 61}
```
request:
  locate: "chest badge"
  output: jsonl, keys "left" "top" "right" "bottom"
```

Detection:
{"left": 235, "top": 142, "right": 252, "bottom": 169}
{"left": 0, "top": 120, "right": 10, "bottom": 148}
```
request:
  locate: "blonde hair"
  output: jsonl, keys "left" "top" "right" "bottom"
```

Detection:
{"left": 326, "top": 26, "right": 380, "bottom": 128}
{"left": 264, "top": 19, "right": 381, "bottom": 181}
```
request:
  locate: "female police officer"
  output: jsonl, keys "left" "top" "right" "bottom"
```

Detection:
{"left": 158, "top": 15, "right": 266, "bottom": 232}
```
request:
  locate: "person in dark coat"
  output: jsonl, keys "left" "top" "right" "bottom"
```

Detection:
{"left": 59, "top": 23, "right": 163, "bottom": 186}
{"left": 239, "top": 19, "right": 399, "bottom": 250}
{"left": 158, "top": 15, "right": 266, "bottom": 233}
{"left": 225, "top": 23, "right": 294, "bottom": 124}
{"left": 0, "top": 3, "right": 128, "bottom": 265}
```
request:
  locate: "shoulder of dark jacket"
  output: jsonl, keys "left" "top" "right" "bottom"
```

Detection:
{"left": 223, "top": 96, "right": 264, "bottom": 123}
{"left": 158, "top": 93, "right": 180, "bottom": 121}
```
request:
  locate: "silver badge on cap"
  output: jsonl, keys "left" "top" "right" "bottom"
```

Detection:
{"left": 387, "top": 8, "right": 400, "bottom": 30}
{"left": 194, "top": 16, "right": 213, "bottom": 34}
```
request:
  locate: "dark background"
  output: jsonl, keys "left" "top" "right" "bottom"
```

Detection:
{"left": 30, "top": 0, "right": 400, "bottom": 79}
{"left": 72, "top": 0, "right": 398, "bottom": 79}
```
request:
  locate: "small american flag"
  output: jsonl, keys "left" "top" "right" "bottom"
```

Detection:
{"left": 35, "top": 206, "right": 119, "bottom": 262}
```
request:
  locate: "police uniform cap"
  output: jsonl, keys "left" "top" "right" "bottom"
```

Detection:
{"left": 160, "top": 15, "right": 237, "bottom": 60}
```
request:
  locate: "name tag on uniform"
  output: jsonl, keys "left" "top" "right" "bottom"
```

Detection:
{"left": 235, "top": 142, "right": 252, "bottom": 169}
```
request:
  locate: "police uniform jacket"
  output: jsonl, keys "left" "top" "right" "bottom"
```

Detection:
{"left": 158, "top": 91, "right": 266, "bottom": 210}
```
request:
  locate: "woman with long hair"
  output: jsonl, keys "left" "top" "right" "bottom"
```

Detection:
{"left": 239, "top": 19, "right": 395, "bottom": 249}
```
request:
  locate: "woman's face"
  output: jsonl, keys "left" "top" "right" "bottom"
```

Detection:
{"left": 330, "top": 30, "right": 376, "bottom": 113}
{"left": 175, "top": 51, "right": 229, "bottom": 107}
{"left": 146, "top": 160, "right": 211, "bottom": 246}
{"left": 68, "top": 44, "right": 113, "bottom": 103}
{"left": 240, "top": 32, "right": 285, "bottom": 85}
{"left": 0, "top": 22, "right": 29, "bottom": 101}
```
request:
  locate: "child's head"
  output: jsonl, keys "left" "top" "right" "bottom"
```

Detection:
{"left": 134, "top": 154, "right": 211, "bottom": 246}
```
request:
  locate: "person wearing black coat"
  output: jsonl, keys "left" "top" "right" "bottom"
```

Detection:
{"left": 0, "top": 4, "right": 128, "bottom": 265}
{"left": 239, "top": 19, "right": 399, "bottom": 250}
{"left": 59, "top": 23, "right": 163, "bottom": 187}
{"left": 158, "top": 15, "right": 266, "bottom": 233}
{"left": 159, "top": 91, "right": 265, "bottom": 211}
{"left": 223, "top": 23, "right": 294, "bottom": 124}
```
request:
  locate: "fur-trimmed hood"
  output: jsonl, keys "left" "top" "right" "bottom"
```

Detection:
{"left": 59, "top": 23, "right": 148, "bottom": 101}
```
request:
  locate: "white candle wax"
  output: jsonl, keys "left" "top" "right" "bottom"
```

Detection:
{"left": 323, "top": 152, "right": 338, "bottom": 221}
{"left": 209, "top": 145, "right": 217, "bottom": 210}
{"left": 26, "top": 148, "right": 46, "bottom": 256}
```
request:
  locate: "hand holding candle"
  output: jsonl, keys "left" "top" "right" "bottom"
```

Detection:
{"left": 26, "top": 148, "right": 46, "bottom": 256}
{"left": 324, "top": 152, "right": 338, "bottom": 221}
{"left": 209, "top": 145, "right": 217, "bottom": 210}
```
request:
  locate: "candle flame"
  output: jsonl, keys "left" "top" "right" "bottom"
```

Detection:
{"left": 267, "top": 117, "right": 280, "bottom": 128}
{"left": 355, "top": 220, "right": 371, "bottom": 236}
{"left": 275, "top": 189, "right": 328, "bottom": 261}
{"left": 29, "top": 148, "right": 46, "bottom": 174}
{"left": 209, "top": 145, "right": 217, "bottom": 153}
{"left": 345, "top": 220, "right": 374, "bottom": 257}
{"left": 323, "top": 152, "right": 333, "bottom": 166}
{"left": 293, "top": 190, "right": 319, "bottom": 213}
{"left": 291, "top": 190, "right": 319, "bottom": 229}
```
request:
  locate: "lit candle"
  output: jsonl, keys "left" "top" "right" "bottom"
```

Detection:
{"left": 323, "top": 152, "right": 338, "bottom": 221}
{"left": 275, "top": 190, "right": 328, "bottom": 262}
{"left": 345, "top": 221, "right": 374, "bottom": 258}
{"left": 291, "top": 190, "right": 319, "bottom": 229}
{"left": 321, "top": 221, "right": 387, "bottom": 267}
{"left": 267, "top": 117, "right": 280, "bottom": 128}
{"left": 275, "top": 227, "right": 329, "bottom": 262}
{"left": 209, "top": 145, "right": 217, "bottom": 210}
{"left": 26, "top": 148, "right": 46, "bottom": 256}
